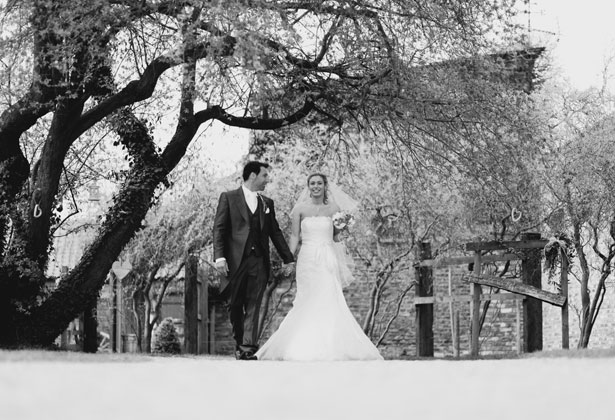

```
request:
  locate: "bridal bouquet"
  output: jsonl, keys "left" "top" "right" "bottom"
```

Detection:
{"left": 332, "top": 211, "right": 356, "bottom": 232}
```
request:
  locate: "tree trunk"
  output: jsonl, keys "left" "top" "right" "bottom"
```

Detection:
{"left": 145, "top": 321, "right": 155, "bottom": 354}
{"left": 143, "top": 293, "right": 153, "bottom": 353}
{"left": 12, "top": 161, "right": 165, "bottom": 346}
{"left": 146, "top": 311, "right": 161, "bottom": 354}
{"left": 27, "top": 100, "right": 86, "bottom": 268}
{"left": 573, "top": 222, "right": 591, "bottom": 349}
{"left": 131, "top": 288, "right": 145, "bottom": 353}
{"left": 579, "top": 265, "right": 611, "bottom": 348}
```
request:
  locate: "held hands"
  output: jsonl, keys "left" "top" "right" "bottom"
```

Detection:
{"left": 281, "top": 262, "right": 296, "bottom": 276}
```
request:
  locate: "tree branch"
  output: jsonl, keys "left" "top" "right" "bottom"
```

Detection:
{"left": 73, "top": 34, "right": 236, "bottom": 141}
{"left": 200, "top": 96, "right": 315, "bottom": 129}
{"left": 275, "top": 2, "right": 378, "bottom": 19}
{"left": 376, "top": 283, "right": 414, "bottom": 346}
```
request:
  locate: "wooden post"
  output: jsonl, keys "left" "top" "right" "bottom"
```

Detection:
{"left": 209, "top": 305, "right": 216, "bottom": 354}
{"left": 454, "top": 310, "right": 460, "bottom": 358}
{"left": 516, "top": 298, "right": 523, "bottom": 354}
{"left": 415, "top": 242, "right": 434, "bottom": 357}
{"left": 111, "top": 277, "right": 117, "bottom": 352}
{"left": 116, "top": 275, "right": 123, "bottom": 353}
{"left": 447, "top": 267, "right": 459, "bottom": 358}
{"left": 470, "top": 251, "right": 482, "bottom": 357}
{"left": 111, "top": 273, "right": 122, "bottom": 353}
{"left": 82, "top": 303, "right": 98, "bottom": 353}
{"left": 521, "top": 232, "right": 543, "bottom": 353}
{"left": 60, "top": 330, "right": 69, "bottom": 350}
{"left": 184, "top": 255, "right": 199, "bottom": 354}
{"left": 561, "top": 249, "right": 569, "bottom": 349}
{"left": 198, "top": 272, "right": 209, "bottom": 354}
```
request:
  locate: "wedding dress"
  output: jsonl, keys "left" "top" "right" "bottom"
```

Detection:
{"left": 256, "top": 216, "right": 383, "bottom": 361}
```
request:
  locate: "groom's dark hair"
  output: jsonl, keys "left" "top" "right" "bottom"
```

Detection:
{"left": 243, "top": 161, "right": 270, "bottom": 181}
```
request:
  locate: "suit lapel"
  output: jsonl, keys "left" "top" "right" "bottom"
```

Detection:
{"left": 234, "top": 188, "right": 249, "bottom": 222}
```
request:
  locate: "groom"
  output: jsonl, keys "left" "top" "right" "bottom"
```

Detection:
{"left": 212, "top": 161, "right": 295, "bottom": 360}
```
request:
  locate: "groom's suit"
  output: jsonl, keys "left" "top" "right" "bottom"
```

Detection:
{"left": 212, "top": 186, "right": 294, "bottom": 356}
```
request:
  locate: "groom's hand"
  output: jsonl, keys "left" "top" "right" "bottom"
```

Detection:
{"left": 215, "top": 259, "right": 229, "bottom": 276}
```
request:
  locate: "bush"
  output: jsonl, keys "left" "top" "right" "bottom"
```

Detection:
{"left": 152, "top": 318, "right": 181, "bottom": 355}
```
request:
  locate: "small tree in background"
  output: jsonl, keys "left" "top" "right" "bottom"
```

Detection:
{"left": 122, "top": 172, "right": 231, "bottom": 353}
{"left": 537, "top": 77, "right": 615, "bottom": 348}
{"left": 152, "top": 317, "right": 181, "bottom": 355}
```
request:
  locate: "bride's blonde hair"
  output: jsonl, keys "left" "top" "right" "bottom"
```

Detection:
{"left": 307, "top": 173, "right": 329, "bottom": 204}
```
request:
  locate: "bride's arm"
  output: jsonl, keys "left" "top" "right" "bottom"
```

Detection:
{"left": 289, "top": 206, "right": 302, "bottom": 255}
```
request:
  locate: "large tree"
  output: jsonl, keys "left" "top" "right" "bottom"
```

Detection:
{"left": 0, "top": 0, "right": 528, "bottom": 347}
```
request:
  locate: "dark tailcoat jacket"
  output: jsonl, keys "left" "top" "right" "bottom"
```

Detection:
{"left": 212, "top": 187, "right": 294, "bottom": 293}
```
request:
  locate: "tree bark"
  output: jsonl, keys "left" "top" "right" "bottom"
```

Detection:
{"left": 131, "top": 288, "right": 145, "bottom": 353}
{"left": 573, "top": 222, "right": 591, "bottom": 348}
{"left": 579, "top": 229, "right": 615, "bottom": 348}
{"left": 21, "top": 165, "right": 163, "bottom": 345}
{"left": 28, "top": 100, "right": 87, "bottom": 268}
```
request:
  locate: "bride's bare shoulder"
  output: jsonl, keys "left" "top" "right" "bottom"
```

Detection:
{"left": 323, "top": 202, "right": 340, "bottom": 217}
{"left": 295, "top": 202, "right": 310, "bottom": 213}
{"left": 294, "top": 202, "right": 313, "bottom": 219}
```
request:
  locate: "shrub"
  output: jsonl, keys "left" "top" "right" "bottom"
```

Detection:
{"left": 152, "top": 317, "right": 181, "bottom": 355}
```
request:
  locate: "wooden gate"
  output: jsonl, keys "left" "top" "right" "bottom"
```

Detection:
{"left": 415, "top": 233, "right": 569, "bottom": 357}
{"left": 184, "top": 255, "right": 210, "bottom": 354}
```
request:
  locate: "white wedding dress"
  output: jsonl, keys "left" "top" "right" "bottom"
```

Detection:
{"left": 256, "top": 216, "right": 383, "bottom": 361}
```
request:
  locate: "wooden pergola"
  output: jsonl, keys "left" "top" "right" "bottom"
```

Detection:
{"left": 415, "top": 233, "right": 570, "bottom": 357}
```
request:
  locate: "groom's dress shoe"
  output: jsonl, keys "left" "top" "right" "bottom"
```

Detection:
{"left": 236, "top": 351, "right": 257, "bottom": 361}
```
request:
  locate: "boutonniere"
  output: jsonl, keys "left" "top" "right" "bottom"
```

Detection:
{"left": 258, "top": 193, "right": 270, "bottom": 214}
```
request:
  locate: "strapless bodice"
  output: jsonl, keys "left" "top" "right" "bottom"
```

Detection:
{"left": 300, "top": 216, "right": 334, "bottom": 246}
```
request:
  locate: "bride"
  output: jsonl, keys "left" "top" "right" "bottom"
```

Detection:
{"left": 256, "top": 173, "right": 383, "bottom": 361}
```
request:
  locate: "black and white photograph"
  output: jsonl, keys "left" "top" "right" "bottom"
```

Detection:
{"left": 0, "top": 1, "right": 613, "bottom": 419}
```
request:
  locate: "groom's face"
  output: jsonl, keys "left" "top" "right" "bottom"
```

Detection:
{"left": 252, "top": 167, "right": 270, "bottom": 191}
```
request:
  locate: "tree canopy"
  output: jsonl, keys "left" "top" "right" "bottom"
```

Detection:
{"left": 0, "top": 0, "right": 530, "bottom": 347}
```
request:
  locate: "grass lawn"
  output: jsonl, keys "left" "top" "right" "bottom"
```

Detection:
{"left": 1, "top": 347, "right": 613, "bottom": 420}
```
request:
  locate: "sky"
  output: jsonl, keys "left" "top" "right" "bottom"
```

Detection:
{"left": 529, "top": 0, "right": 615, "bottom": 90}
{"left": 198, "top": 121, "right": 249, "bottom": 176}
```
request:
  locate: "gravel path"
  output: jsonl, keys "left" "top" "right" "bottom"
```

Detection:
{"left": 1, "top": 355, "right": 612, "bottom": 420}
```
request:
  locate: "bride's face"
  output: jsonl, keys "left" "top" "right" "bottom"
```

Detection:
{"left": 308, "top": 176, "right": 326, "bottom": 199}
